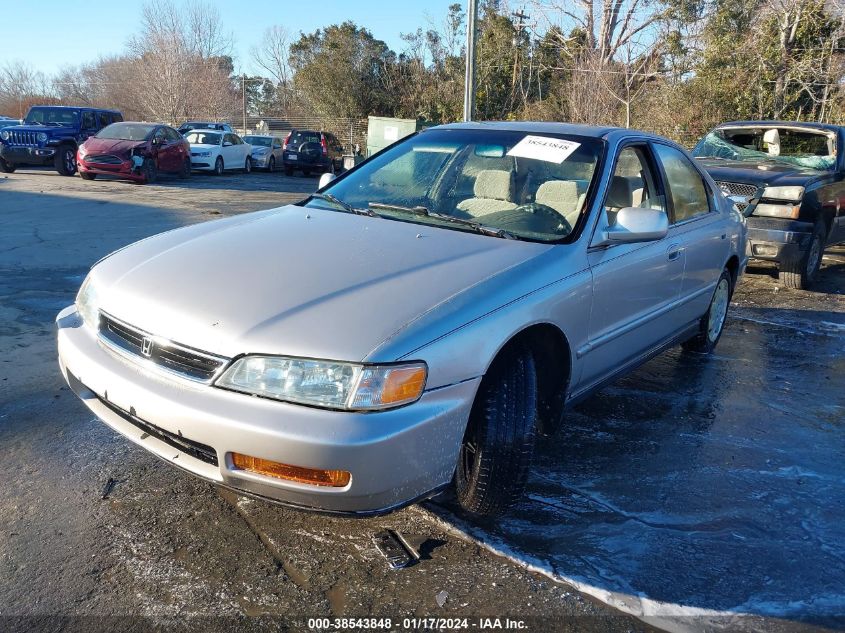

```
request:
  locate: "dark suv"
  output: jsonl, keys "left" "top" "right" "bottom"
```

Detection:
{"left": 0, "top": 105, "right": 123, "bottom": 176}
{"left": 282, "top": 129, "right": 344, "bottom": 177}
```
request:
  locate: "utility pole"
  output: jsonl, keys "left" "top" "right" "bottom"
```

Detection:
{"left": 511, "top": 8, "right": 529, "bottom": 89}
{"left": 463, "top": 0, "right": 479, "bottom": 122}
{"left": 242, "top": 74, "right": 247, "bottom": 134}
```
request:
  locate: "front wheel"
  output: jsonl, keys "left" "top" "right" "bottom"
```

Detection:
{"left": 214, "top": 156, "right": 224, "bottom": 176}
{"left": 779, "top": 222, "right": 825, "bottom": 289}
{"left": 455, "top": 345, "right": 538, "bottom": 517}
{"left": 55, "top": 145, "right": 77, "bottom": 176}
{"left": 79, "top": 171, "right": 97, "bottom": 181}
{"left": 682, "top": 269, "right": 732, "bottom": 354}
{"left": 0, "top": 158, "right": 15, "bottom": 173}
{"left": 140, "top": 158, "right": 157, "bottom": 184}
{"left": 244, "top": 157, "right": 252, "bottom": 173}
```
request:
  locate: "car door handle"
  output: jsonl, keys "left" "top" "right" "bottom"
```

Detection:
{"left": 667, "top": 248, "right": 683, "bottom": 261}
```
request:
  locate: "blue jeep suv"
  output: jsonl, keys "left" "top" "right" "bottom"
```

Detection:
{"left": 0, "top": 105, "right": 123, "bottom": 176}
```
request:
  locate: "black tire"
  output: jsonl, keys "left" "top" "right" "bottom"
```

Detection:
{"left": 0, "top": 158, "right": 15, "bottom": 173}
{"left": 214, "top": 156, "right": 224, "bottom": 176}
{"left": 302, "top": 169, "right": 311, "bottom": 177}
{"left": 779, "top": 221, "right": 825, "bottom": 290}
{"left": 55, "top": 145, "right": 77, "bottom": 176}
{"left": 178, "top": 158, "right": 191, "bottom": 179}
{"left": 140, "top": 158, "right": 157, "bottom": 184}
{"left": 244, "top": 157, "right": 252, "bottom": 173}
{"left": 284, "top": 167, "right": 293, "bottom": 176}
{"left": 268, "top": 156, "right": 276, "bottom": 172}
{"left": 682, "top": 268, "right": 732, "bottom": 354}
{"left": 455, "top": 345, "right": 538, "bottom": 517}
{"left": 79, "top": 171, "right": 97, "bottom": 181}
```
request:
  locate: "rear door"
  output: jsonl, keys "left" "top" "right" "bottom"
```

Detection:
{"left": 652, "top": 142, "right": 728, "bottom": 324}
{"left": 580, "top": 143, "right": 685, "bottom": 391}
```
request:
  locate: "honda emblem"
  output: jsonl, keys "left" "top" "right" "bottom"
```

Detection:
{"left": 141, "top": 337, "right": 153, "bottom": 357}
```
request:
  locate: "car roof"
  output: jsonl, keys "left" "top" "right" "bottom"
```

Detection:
{"left": 714, "top": 120, "right": 844, "bottom": 133}
{"left": 431, "top": 120, "right": 669, "bottom": 141}
{"left": 186, "top": 128, "right": 228, "bottom": 133}
{"left": 29, "top": 105, "right": 120, "bottom": 112}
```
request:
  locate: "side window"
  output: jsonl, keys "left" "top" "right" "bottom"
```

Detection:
{"left": 98, "top": 112, "right": 111, "bottom": 128}
{"left": 154, "top": 128, "right": 166, "bottom": 143}
{"left": 604, "top": 146, "right": 665, "bottom": 223}
{"left": 81, "top": 111, "right": 96, "bottom": 129}
{"left": 223, "top": 133, "right": 234, "bottom": 145}
{"left": 113, "top": 112, "right": 123, "bottom": 123}
{"left": 165, "top": 127, "right": 181, "bottom": 141}
{"left": 273, "top": 138, "right": 282, "bottom": 149}
{"left": 653, "top": 144, "right": 710, "bottom": 223}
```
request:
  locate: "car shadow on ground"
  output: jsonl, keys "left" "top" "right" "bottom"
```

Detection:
{"left": 430, "top": 313, "right": 845, "bottom": 630}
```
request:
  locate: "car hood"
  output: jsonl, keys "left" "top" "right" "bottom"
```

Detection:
{"left": 82, "top": 137, "right": 146, "bottom": 156}
{"left": 3, "top": 124, "right": 69, "bottom": 134}
{"left": 93, "top": 205, "right": 552, "bottom": 362}
{"left": 695, "top": 157, "right": 828, "bottom": 187}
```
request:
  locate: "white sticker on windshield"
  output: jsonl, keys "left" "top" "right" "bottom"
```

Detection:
{"left": 507, "top": 135, "right": 581, "bottom": 164}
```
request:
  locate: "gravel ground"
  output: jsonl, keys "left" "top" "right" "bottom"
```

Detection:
{"left": 1, "top": 167, "right": 843, "bottom": 633}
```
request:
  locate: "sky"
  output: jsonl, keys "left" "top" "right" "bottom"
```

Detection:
{"left": 1, "top": 0, "right": 462, "bottom": 77}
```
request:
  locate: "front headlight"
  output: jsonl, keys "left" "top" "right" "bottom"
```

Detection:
{"left": 253, "top": 148, "right": 267, "bottom": 155}
{"left": 215, "top": 356, "right": 427, "bottom": 411}
{"left": 754, "top": 203, "right": 801, "bottom": 219}
{"left": 195, "top": 150, "right": 211, "bottom": 157}
{"left": 75, "top": 275, "right": 100, "bottom": 330}
{"left": 0, "top": 130, "right": 9, "bottom": 141}
{"left": 762, "top": 186, "right": 804, "bottom": 201}
{"left": 37, "top": 132, "right": 48, "bottom": 142}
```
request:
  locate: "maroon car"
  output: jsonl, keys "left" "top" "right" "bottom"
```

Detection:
{"left": 77, "top": 122, "right": 191, "bottom": 184}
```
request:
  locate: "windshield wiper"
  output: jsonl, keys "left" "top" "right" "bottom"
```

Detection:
{"left": 368, "top": 202, "right": 517, "bottom": 240}
{"left": 309, "top": 193, "right": 378, "bottom": 217}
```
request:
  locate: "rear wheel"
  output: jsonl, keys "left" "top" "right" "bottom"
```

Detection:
{"left": 779, "top": 221, "right": 825, "bottom": 289}
{"left": 178, "top": 157, "right": 191, "bottom": 179}
{"left": 0, "top": 158, "right": 16, "bottom": 173}
{"left": 284, "top": 166, "right": 293, "bottom": 176}
{"left": 55, "top": 145, "right": 77, "bottom": 176}
{"left": 214, "top": 156, "right": 224, "bottom": 176}
{"left": 79, "top": 171, "right": 97, "bottom": 181}
{"left": 455, "top": 345, "right": 538, "bottom": 517}
{"left": 268, "top": 156, "right": 276, "bottom": 172}
{"left": 682, "top": 269, "right": 732, "bottom": 353}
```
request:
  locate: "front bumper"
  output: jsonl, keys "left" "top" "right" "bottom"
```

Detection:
{"left": 745, "top": 217, "right": 814, "bottom": 262}
{"left": 251, "top": 154, "right": 271, "bottom": 168}
{"left": 57, "top": 306, "right": 477, "bottom": 514}
{"left": 79, "top": 158, "right": 144, "bottom": 182}
{"left": 0, "top": 144, "right": 55, "bottom": 165}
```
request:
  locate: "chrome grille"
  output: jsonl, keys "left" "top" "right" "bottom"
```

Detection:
{"left": 84, "top": 154, "right": 122, "bottom": 165}
{"left": 716, "top": 181, "right": 759, "bottom": 213}
{"left": 98, "top": 312, "right": 229, "bottom": 383}
{"left": 9, "top": 130, "right": 38, "bottom": 146}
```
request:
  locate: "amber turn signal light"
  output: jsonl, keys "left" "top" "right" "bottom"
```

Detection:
{"left": 231, "top": 453, "right": 351, "bottom": 487}
{"left": 380, "top": 366, "right": 427, "bottom": 405}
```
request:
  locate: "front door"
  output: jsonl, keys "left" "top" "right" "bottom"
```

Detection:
{"left": 579, "top": 144, "right": 685, "bottom": 391}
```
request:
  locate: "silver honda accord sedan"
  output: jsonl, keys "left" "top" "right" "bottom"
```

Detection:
{"left": 57, "top": 122, "right": 747, "bottom": 517}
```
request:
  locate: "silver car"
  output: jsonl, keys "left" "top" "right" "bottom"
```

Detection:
{"left": 57, "top": 122, "right": 747, "bottom": 517}
{"left": 243, "top": 134, "right": 284, "bottom": 172}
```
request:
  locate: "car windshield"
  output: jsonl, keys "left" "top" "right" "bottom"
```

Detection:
{"left": 186, "top": 131, "right": 221, "bottom": 145}
{"left": 306, "top": 128, "right": 602, "bottom": 242}
{"left": 25, "top": 107, "right": 79, "bottom": 127}
{"left": 693, "top": 126, "right": 837, "bottom": 171}
{"left": 244, "top": 136, "right": 272, "bottom": 147}
{"left": 97, "top": 123, "right": 156, "bottom": 141}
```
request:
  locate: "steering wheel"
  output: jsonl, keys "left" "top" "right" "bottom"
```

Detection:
{"left": 516, "top": 202, "right": 572, "bottom": 235}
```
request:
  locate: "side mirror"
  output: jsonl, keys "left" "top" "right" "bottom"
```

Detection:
{"left": 604, "top": 207, "right": 668, "bottom": 244}
{"left": 318, "top": 172, "right": 336, "bottom": 189}
{"left": 222, "top": 141, "right": 232, "bottom": 147}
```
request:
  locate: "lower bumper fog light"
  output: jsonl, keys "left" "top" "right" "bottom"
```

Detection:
{"left": 231, "top": 453, "right": 351, "bottom": 487}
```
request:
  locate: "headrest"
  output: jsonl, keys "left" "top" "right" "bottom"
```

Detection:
{"left": 536, "top": 180, "right": 579, "bottom": 208}
{"left": 474, "top": 169, "right": 513, "bottom": 201}
{"left": 605, "top": 175, "right": 635, "bottom": 209}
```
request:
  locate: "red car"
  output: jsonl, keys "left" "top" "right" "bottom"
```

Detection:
{"left": 77, "top": 122, "right": 191, "bottom": 184}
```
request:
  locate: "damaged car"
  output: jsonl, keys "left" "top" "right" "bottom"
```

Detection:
{"left": 77, "top": 122, "right": 191, "bottom": 184}
{"left": 57, "top": 122, "right": 746, "bottom": 517}
{"left": 693, "top": 121, "right": 845, "bottom": 289}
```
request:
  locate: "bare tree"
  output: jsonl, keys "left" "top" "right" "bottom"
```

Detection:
{"left": 0, "top": 61, "right": 53, "bottom": 117}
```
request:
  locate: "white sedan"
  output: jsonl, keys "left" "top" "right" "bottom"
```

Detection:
{"left": 186, "top": 129, "right": 252, "bottom": 175}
